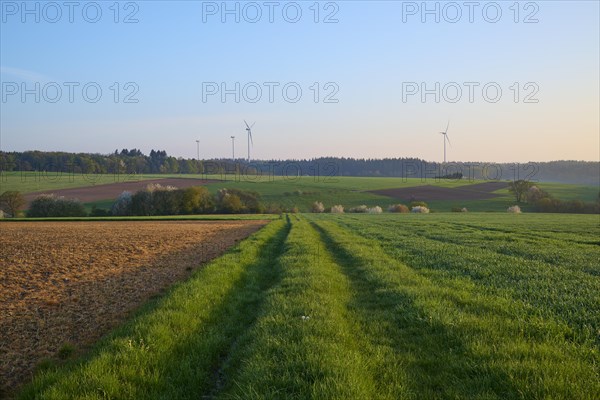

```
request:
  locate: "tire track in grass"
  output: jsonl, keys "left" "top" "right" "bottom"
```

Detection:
{"left": 336, "top": 216, "right": 600, "bottom": 344}
{"left": 218, "top": 216, "right": 378, "bottom": 400}
{"left": 203, "top": 216, "right": 293, "bottom": 397}
{"left": 309, "top": 219, "right": 519, "bottom": 399}
{"left": 18, "top": 218, "right": 290, "bottom": 400}
{"left": 309, "top": 216, "right": 600, "bottom": 399}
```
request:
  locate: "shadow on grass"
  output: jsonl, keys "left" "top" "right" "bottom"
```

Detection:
{"left": 17, "top": 218, "right": 291, "bottom": 400}
{"left": 311, "top": 221, "right": 520, "bottom": 399}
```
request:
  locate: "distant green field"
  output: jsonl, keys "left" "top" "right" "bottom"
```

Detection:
{"left": 542, "top": 182, "right": 599, "bottom": 202}
{"left": 0, "top": 171, "right": 171, "bottom": 193}
{"left": 18, "top": 213, "right": 600, "bottom": 399}
{"left": 0, "top": 171, "right": 474, "bottom": 193}
{"left": 2, "top": 171, "right": 597, "bottom": 213}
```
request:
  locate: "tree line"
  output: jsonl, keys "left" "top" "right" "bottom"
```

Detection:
{"left": 21, "top": 185, "right": 274, "bottom": 218}
{"left": 1, "top": 150, "right": 598, "bottom": 185}
{"left": 0, "top": 150, "right": 201, "bottom": 175}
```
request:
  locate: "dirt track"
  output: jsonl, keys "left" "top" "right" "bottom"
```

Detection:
{"left": 0, "top": 220, "right": 267, "bottom": 395}
{"left": 23, "top": 178, "right": 220, "bottom": 205}
{"left": 370, "top": 181, "right": 508, "bottom": 201}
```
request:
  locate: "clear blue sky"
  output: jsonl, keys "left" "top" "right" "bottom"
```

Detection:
{"left": 1, "top": 0, "right": 598, "bottom": 162}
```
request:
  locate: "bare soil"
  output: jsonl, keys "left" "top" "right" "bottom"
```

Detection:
{"left": 370, "top": 181, "right": 508, "bottom": 201}
{"left": 23, "top": 178, "right": 220, "bottom": 205}
{"left": 0, "top": 220, "right": 267, "bottom": 395}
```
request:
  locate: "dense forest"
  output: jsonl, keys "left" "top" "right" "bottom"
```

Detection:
{"left": 0, "top": 150, "right": 598, "bottom": 185}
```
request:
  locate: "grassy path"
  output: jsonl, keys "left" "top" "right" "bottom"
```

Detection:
{"left": 218, "top": 215, "right": 377, "bottom": 399}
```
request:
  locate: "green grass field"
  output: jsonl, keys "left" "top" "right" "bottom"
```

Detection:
{"left": 0, "top": 172, "right": 165, "bottom": 194}
{"left": 18, "top": 213, "right": 600, "bottom": 399}
{"left": 3, "top": 171, "right": 597, "bottom": 213}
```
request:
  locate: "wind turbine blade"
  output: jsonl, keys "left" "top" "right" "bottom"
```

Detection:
{"left": 244, "top": 120, "right": 250, "bottom": 129}
{"left": 445, "top": 134, "right": 451, "bottom": 147}
{"left": 249, "top": 131, "right": 253, "bottom": 145}
{"left": 445, "top": 121, "right": 450, "bottom": 134}
{"left": 250, "top": 122, "right": 255, "bottom": 129}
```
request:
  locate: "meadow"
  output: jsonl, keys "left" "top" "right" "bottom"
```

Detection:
{"left": 1, "top": 171, "right": 597, "bottom": 213}
{"left": 16, "top": 213, "right": 600, "bottom": 399}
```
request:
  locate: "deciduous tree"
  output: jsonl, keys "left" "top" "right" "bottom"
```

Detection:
{"left": 508, "top": 180, "right": 535, "bottom": 202}
{"left": 0, "top": 191, "right": 25, "bottom": 217}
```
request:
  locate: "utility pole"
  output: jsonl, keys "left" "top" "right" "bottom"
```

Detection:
{"left": 196, "top": 140, "right": 200, "bottom": 174}
{"left": 231, "top": 136, "right": 235, "bottom": 160}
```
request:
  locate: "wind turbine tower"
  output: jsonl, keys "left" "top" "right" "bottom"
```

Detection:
{"left": 439, "top": 121, "right": 451, "bottom": 163}
{"left": 244, "top": 120, "right": 255, "bottom": 162}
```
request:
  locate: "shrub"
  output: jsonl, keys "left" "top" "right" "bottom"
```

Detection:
{"left": 409, "top": 201, "right": 428, "bottom": 209}
{"left": 219, "top": 193, "right": 244, "bottom": 214}
{"left": 330, "top": 205, "right": 344, "bottom": 214}
{"left": 348, "top": 205, "right": 368, "bottom": 213}
{"left": 534, "top": 198, "right": 598, "bottom": 214}
{"left": 111, "top": 191, "right": 132, "bottom": 216}
{"left": 181, "top": 187, "right": 214, "bottom": 214}
{"left": 411, "top": 206, "right": 430, "bottom": 214}
{"left": 367, "top": 206, "right": 383, "bottom": 214}
{"left": 145, "top": 183, "right": 177, "bottom": 192}
{"left": 516, "top": 183, "right": 599, "bottom": 214}
{"left": 28, "top": 195, "right": 56, "bottom": 217}
{"left": 507, "top": 205, "right": 522, "bottom": 214}
{"left": 265, "top": 203, "right": 283, "bottom": 214}
{"left": 451, "top": 207, "right": 468, "bottom": 213}
{"left": 525, "top": 186, "right": 549, "bottom": 203}
{"left": 282, "top": 205, "right": 299, "bottom": 213}
{"left": 461, "top": 207, "right": 468, "bottom": 212}
{"left": 27, "top": 195, "right": 87, "bottom": 217}
{"left": 153, "top": 189, "right": 183, "bottom": 215}
{"left": 388, "top": 204, "right": 409, "bottom": 213}
{"left": 90, "top": 206, "right": 111, "bottom": 217}
{"left": 311, "top": 201, "right": 325, "bottom": 213}
{"left": 217, "top": 188, "right": 263, "bottom": 214}
{"left": 131, "top": 190, "right": 154, "bottom": 216}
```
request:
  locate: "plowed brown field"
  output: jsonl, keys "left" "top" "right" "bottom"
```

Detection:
{"left": 369, "top": 181, "right": 508, "bottom": 201}
{"left": 0, "top": 220, "right": 268, "bottom": 394}
{"left": 23, "top": 178, "right": 219, "bottom": 205}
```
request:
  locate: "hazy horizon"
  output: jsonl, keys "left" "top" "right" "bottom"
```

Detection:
{"left": 1, "top": 1, "right": 599, "bottom": 163}
{"left": 4, "top": 148, "right": 599, "bottom": 167}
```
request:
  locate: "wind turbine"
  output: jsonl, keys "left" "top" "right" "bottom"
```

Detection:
{"left": 439, "top": 121, "right": 451, "bottom": 163}
{"left": 231, "top": 136, "right": 235, "bottom": 160}
{"left": 244, "top": 120, "right": 255, "bottom": 162}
